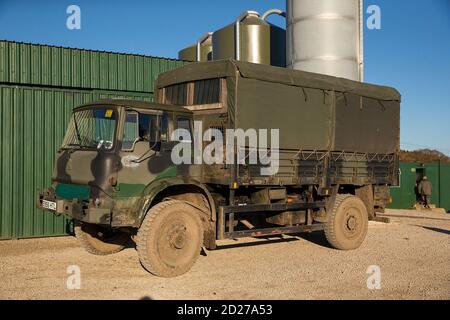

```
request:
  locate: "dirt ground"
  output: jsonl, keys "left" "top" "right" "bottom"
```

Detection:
{"left": 0, "top": 209, "right": 449, "bottom": 300}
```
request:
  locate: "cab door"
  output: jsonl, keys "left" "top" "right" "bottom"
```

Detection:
{"left": 116, "top": 110, "right": 171, "bottom": 199}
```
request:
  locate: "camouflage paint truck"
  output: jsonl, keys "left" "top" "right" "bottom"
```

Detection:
{"left": 37, "top": 60, "right": 400, "bottom": 277}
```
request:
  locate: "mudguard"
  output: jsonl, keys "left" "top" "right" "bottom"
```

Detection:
{"left": 132, "top": 177, "right": 216, "bottom": 226}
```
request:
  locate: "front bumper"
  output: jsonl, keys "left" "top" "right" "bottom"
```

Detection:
{"left": 36, "top": 188, "right": 112, "bottom": 225}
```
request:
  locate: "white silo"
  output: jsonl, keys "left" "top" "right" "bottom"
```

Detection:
{"left": 286, "top": 0, "right": 364, "bottom": 81}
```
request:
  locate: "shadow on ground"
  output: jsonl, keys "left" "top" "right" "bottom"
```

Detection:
{"left": 378, "top": 213, "right": 450, "bottom": 222}
{"left": 215, "top": 231, "right": 330, "bottom": 251}
{"left": 418, "top": 226, "right": 450, "bottom": 236}
{"left": 294, "top": 231, "right": 331, "bottom": 248}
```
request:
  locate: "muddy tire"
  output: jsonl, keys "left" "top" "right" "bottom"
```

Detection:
{"left": 324, "top": 194, "right": 368, "bottom": 250}
{"left": 137, "top": 200, "right": 203, "bottom": 278}
{"left": 74, "top": 223, "right": 130, "bottom": 255}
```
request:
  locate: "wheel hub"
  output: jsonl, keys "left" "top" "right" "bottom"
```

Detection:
{"left": 169, "top": 224, "right": 187, "bottom": 249}
{"left": 346, "top": 216, "right": 357, "bottom": 231}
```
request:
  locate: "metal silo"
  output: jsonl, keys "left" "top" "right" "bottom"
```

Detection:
{"left": 178, "top": 45, "right": 197, "bottom": 62}
{"left": 179, "top": 32, "right": 213, "bottom": 62}
{"left": 286, "top": 0, "right": 364, "bottom": 81}
{"left": 212, "top": 11, "right": 286, "bottom": 67}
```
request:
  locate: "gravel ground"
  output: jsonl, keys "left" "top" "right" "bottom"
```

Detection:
{"left": 0, "top": 209, "right": 449, "bottom": 300}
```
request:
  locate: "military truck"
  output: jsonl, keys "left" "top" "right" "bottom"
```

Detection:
{"left": 37, "top": 60, "right": 400, "bottom": 277}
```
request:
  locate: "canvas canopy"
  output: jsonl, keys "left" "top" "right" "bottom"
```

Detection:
{"left": 156, "top": 59, "right": 401, "bottom": 102}
{"left": 156, "top": 59, "right": 400, "bottom": 154}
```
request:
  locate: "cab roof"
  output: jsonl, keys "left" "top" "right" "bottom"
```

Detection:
{"left": 75, "top": 99, "right": 192, "bottom": 114}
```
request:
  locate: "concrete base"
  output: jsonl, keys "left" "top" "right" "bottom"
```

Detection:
{"left": 414, "top": 203, "right": 447, "bottom": 214}
{"left": 372, "top": 216, "right": 391, "bottom": 223}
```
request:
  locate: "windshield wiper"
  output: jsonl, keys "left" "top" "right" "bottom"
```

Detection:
{"left": 67, "top": 143, "right": 81, "bottom": 147}
{"left": 64, "top": 142, "right": 89, "bottom": 150}
{"left": 71, "top": 115, "right": 98, "bottom": 148}
{"left": 72, "top": 114, "right": 83, "bottom": 145}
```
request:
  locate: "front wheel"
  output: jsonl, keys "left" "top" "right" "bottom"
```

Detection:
{"left": 136, "top": 200, "right": 203, "bottom": 278}
{"left": 324, "top": 194, "right": 368, "bottom": 250}
{"left": 74, "top": 222, "right": 130, "bottom": 255}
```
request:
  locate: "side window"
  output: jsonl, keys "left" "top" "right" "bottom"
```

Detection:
{"left": 122, "top": 112, "right": 138, "bottom": 150}
{"left": 138, "top": 113, "right": 151, "bottom": 141}
{"left": 177, "top": 117, "right": 191, "bottom": 131}
{"left": 165, "top": 83, "right": 188, "bottom": 106}
{"left": 175, "top": 117, "right": 192, "bottom": 142}
{"left": 193, "top": 79, "right": 220, "bottom": 105}
{"left": 148, "top": 115, "right": 159, "bottom": 145}
{"left": 123, "top": 111, "right": 170, "bottom": 150}
{"left": 138, "top": 113, "right": 159, "bottom": 144}
{"left": 160, "top": 114, "right": 168, "bottom": 142}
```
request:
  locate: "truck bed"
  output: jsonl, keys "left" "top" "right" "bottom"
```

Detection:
{"left": 156, "top": 60, "right": 401, "bottom": 188}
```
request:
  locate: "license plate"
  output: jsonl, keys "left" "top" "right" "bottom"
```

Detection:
{"left": 42, "top": 200, "right": 57, "bottom": 211}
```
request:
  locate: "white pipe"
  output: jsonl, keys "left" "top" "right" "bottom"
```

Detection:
{"left": 262, "top": 9, "right": 286, "bottom": 21}
{"left": 196, "top": 32, "right": 213, "bottom": 62}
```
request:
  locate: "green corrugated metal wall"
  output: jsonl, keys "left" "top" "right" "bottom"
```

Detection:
{"left": 440, "top": 163, "right": 450, "bottom": 212}
{"left": 0, "top": 40, "right": 186, "bottom": 240}
{"left": 0, "top": 41, "right": 184, "bottom": 93}
{"left": 389, "top": 162, "right": 450, "bottom": 212}
{"left": 389, "top": 163, "right": 417, "bottom": 209}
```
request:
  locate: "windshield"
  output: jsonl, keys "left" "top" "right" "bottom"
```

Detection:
{"left": 62, "top": 107, "right": 117, "bottom": 150}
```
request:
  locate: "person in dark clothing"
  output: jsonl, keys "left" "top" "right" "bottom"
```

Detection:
{"left": 418, "top": 176, "right": 433, "bottom": 209}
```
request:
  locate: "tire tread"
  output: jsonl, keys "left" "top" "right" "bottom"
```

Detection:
{"left": 74, "top": 224, "right": 127, "bottom": 256}
{"left": 324, "top": 194, "right": 366, "bottom": 250}
{"left": 137, "top": 200, "right": 203, "bottom": 277}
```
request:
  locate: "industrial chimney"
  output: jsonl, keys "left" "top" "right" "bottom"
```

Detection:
{"left": 286, "top": 0, "right": 364, "bottom": 81}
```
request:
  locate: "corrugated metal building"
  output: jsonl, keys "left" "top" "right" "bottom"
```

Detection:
{"left": 0, "top": 40, "right": 185, "bottom": 240}
{"left": 389, "top": 162, "right": 450, "bottom": 212}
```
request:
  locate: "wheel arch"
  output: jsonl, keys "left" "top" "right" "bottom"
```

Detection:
{"left": 135, "top": 177, "right": 216, "bottom": 225}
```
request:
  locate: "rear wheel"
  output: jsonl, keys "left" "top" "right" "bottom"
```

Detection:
{"left": 74, "top": 222, "right": 130, "bottom": 255}
{"left": 137, "top": 200, "right": 203, "bottom": 278}
{"left": 324, "top": 194, "right": 368, "bottom": 250}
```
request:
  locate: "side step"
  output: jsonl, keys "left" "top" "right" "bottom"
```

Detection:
{"left": 217, "top": 202, "right": 325, "bottom": 240}
{"left": 223, "top": 224, "right": 324, "bottom": 240}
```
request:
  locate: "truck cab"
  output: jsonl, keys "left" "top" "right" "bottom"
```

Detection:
{"left": 37, "top": 100, "right": 215, "bottom": 269}
{"left": 38, "top": 99, "right": 198, "bottom": 222}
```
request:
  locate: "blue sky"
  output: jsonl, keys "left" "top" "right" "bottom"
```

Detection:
{"left": 1, "top": 0, "right": 449, "bottom": 155}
